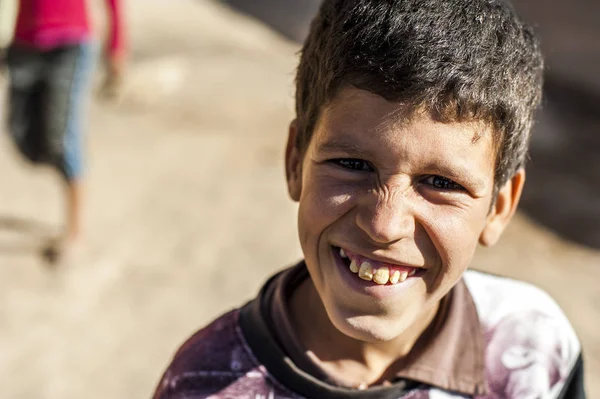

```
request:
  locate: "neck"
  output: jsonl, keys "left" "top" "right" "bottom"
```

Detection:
{"left": 289, "top": 279, "right": 440, "bottom": 387}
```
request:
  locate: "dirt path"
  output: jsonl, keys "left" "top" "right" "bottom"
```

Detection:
{"left": 0, "top": 1, "right": 598, "bottom": 397}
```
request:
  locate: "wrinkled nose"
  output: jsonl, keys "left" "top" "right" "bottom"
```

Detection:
{"left": 356, "top": 190, "right": 415, "bottom": 245}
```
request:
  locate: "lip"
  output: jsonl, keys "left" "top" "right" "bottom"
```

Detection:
{"left": 330, "top": 246, "right": 424, "bottom": 300}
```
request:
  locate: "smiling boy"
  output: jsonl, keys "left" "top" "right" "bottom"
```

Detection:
{"left": 153, "top": 0, "right": 585, "bottom": 398}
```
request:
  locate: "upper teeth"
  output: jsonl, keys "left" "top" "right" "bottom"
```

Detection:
{"left": 349, "top": 259, "right": 359, "bottom": 273}
{"left": 358, "top": 261, "right": 373, "bottom": 280}
{"left": 389, "top": 270, "right": 401, "bottom": 284}
{"left": 340, "top": 248, "right": 348, "bottom": 258}
{"left": 345, "top": 256, "right": 416, "bottom": 285}
{"left": 373, "top": 267, "right": 389, "bottom": 285}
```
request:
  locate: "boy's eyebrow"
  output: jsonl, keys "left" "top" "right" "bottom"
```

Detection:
{"left": 316, "top": 139, "right": 373, "bottom": 158}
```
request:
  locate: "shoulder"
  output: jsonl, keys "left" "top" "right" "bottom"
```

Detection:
{"left": 153, "top": 309, "right": 267, "bottom": 398}
{"left": 463, "top": 270, "right": 582, "bottom": 398}
{"left": 172, "top": 309, "right": 249, "bottom": 371}
{"left": 463, "top": 269, "right": 579, "bottom": 339}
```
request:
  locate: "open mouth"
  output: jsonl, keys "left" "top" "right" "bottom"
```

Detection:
{"left": 333, "top": 246, "right": 424, "bottom": 285}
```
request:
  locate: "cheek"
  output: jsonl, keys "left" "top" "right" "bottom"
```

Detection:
{"left": 422, "top": 203, "right": 489, "bottom": 273}
{"left": 298, "top": 171, "right": 356, "bottom": 239}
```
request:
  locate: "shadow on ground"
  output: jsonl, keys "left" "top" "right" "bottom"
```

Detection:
{"left": 221, "top": 0, "right": 600, "bottom": 249}
{"left": 0, "top": 215, "right": 54, "bottom": 237}
{"left": 0, "top": 215, "right": 56, "bottom": 258}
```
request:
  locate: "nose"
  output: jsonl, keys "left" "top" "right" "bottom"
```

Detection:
{"left": 355, "top": 187, "right": 415, "bottom": 245}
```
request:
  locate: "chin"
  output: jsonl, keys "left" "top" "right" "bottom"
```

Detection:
{"left": 326, "top": 305, "right": 414, "bottom": 343}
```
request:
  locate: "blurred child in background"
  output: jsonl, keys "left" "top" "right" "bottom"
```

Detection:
{"left": 1, "top": 0, "right": 127, "bottom": 261}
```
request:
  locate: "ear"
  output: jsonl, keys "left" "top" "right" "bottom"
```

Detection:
{"left": 479, "top": 169, "right": 526, "bottom": 246}
{"left": 285, "top": 120, "right": 303, "bottom": 202}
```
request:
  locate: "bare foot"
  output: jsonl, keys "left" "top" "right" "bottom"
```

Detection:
{"left": 41, "top": 235, "right": 85, "bottom": 267}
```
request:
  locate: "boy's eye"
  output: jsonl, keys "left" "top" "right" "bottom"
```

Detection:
{"left": 422, "top": 175, "right": 465, "bottom": 191}
{"left": 331, "top": 158, "right": 374, "bottom": 172}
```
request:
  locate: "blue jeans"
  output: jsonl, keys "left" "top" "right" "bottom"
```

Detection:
{"left": 7, "top": 41, "right": 96, "bottom": 180}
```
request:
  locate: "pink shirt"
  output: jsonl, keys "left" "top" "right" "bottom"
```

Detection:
{"left": 14, "top": 0, "right": 125, "bottom": 58}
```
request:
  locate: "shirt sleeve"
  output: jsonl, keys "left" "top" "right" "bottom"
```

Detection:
{"left": 104, "top": 0, "right": 126, "bottom": 59}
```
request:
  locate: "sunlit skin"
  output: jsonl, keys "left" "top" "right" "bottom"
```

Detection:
{"left": 285, "top": 87, "right": 525, "bottom": 387}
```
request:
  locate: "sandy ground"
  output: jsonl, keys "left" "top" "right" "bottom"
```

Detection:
{"left": 0, "top": 1, "right": 598, "bottom": 398}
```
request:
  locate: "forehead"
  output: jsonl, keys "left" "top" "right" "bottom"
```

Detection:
{"left": 314, "top": 87, "right": 494, "bottom": 158}
{"left": 323, "top": 87, "right": 490, "bottom": 139}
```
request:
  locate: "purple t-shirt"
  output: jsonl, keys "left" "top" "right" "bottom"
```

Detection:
{"left": 152, "top": 266, "right": 584, "bottom": 398}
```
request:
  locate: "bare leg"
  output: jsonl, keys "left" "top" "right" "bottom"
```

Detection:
{"left": 64, "top": 178, "right": 82, "bottom": 242}
{"left": 42, "top": 177, "right": 84, "bottom": 265}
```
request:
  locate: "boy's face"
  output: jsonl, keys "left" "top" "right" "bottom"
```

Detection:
{"left": 286, "top": 87, "right": 524, "bottom": 342}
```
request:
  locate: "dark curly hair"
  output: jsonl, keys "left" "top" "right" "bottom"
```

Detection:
{"left": 295, "top": 0, "right": 543, "bottom": 189}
